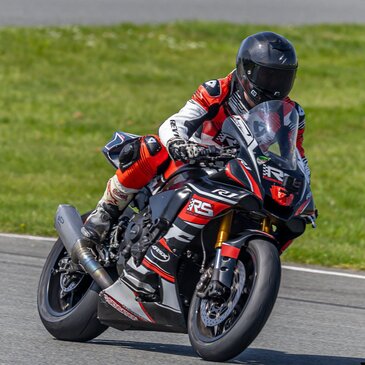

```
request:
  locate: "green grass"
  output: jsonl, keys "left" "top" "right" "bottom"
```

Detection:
{"left": 0, "top": 23, "right": 364, "bottom": 270}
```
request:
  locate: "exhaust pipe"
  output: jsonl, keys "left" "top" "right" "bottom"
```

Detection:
{"left": 55, "top": 204, "right": 114, "bottom": 290}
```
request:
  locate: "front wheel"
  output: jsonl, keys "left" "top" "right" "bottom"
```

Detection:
{"left": 188, "top": 239, "right": 281, "bottom": 362}
{"left": 37, "top": 238, "right": 108, "bottom": 341}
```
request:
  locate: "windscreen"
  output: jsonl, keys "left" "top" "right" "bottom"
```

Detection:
{"left": 244, "top": 100, "right": 299, "bottom": 170}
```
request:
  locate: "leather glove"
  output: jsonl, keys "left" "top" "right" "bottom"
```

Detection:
{"left": 167, "top": 138, "right": 204, "bottom": 163}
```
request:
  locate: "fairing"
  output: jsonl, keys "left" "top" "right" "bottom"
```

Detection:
{"left": 221, "top": 100, "right": 310, "bottom": 221}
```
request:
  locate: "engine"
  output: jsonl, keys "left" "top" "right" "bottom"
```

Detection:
{"left": 116, "top": 209, "right": 159, "bottom": 275}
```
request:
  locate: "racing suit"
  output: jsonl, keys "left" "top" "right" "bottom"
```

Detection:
{"left": 159, "top": 70, "right": 310, "bottom": 180}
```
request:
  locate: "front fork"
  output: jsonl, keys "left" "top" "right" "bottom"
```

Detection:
{"left": 197, "top": 212, "right": 236, "bottom": 298}
{"left": 261, "top": 217, "right": 271, "bottom": 233}
{"left": 199, "top": 213, "right": 273, "bottom": 299}
{"left": 212, "top": 211, "right": 236, "bottom": 288}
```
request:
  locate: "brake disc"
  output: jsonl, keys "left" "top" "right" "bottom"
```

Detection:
{"left": 58, "top": 257, "right": 85, "bottom": 295}
{"left": 199, "top": 261, "right": 246, "bottom": 327}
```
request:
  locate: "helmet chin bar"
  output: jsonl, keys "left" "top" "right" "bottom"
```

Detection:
{"left": 235, "top": 68, "right": 287, "bottom": 109}
{"left": 239, "top": 75, "right": 263, "bottom": 106}
{"left": 240, "top": 75, "right": 286, "bottom": 107}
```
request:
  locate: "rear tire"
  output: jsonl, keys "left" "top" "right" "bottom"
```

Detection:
{"left": 37, "top": 237, "right": 108, "bottom": 342}
{"left": 188, "top": 239, "right": 281, "bottom": 362}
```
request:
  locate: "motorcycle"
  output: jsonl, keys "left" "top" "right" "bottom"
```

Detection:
{"left": 37, "top": 100, "right": 316, "bottom": 362}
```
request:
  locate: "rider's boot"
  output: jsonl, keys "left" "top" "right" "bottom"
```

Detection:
{"left": 80, "top": 175, "right": 138, "bottom": 247}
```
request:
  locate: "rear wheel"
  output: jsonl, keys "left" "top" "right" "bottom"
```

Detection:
{"left": 188, "top": 239, "right": 281, "bottom": 362}
{"left": 37, "top": 237, "right": 108, "bottom": 341}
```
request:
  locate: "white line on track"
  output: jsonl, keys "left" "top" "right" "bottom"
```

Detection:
{"left": 282, "top": 265, "right": 365, "bottom": 280}
{"left": 0, "top": 233, "right": 55, "bottom": 242}
{"left": 1, "top": 233, "right": 364, "bottom": 280}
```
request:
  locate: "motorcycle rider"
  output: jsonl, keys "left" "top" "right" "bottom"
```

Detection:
{"left": 79, "top": 31, "right": 311, "bottom": 298}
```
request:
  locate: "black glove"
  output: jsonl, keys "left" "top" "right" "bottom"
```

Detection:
{"left": 167, "top": 138, "right": 206, "bottom": 162}
{"left": 167, "top": 138, "right": 238, "bottom": 164}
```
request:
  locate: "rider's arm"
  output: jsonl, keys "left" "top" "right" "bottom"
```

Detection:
{"left": 295, "top": 103, "right": 311, "bottom": 182}
{"left": 158, "top": 98, "right": 209, "bottom": 146}
{"left": 159, "top": 78, "right": 228, "bottom": 148}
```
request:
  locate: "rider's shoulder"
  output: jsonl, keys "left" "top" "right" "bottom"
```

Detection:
{"left": 284, "top": 97, "right": 305, "bottom": 118}
{"left": 199, "top": 73, "right": 232, "bottom": 100}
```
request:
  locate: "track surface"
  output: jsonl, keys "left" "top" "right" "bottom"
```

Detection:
{"left": 0, "top": 0, "right": 365, "bottom": 26}
{"left": 0, "top": 234, "right": 364, "bottom": 365}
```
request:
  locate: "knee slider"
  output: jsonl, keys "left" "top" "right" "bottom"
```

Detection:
{"left": 119, "top": 138, "right": 141, "bottom": 171}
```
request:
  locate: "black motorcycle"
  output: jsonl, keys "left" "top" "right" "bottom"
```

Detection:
{"left": 37, "top": 100, "right": 316, "bottom": 362}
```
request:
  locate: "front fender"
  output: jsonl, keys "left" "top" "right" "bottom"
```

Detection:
{"left": 224, "top": 230, "right": 279, "bottom": 253}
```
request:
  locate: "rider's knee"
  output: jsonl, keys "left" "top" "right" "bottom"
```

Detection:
{"left": 116, "top": 135, "right": 169, "bottom": 189}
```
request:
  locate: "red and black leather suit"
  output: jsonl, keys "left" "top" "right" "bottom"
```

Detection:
{"left": 116, "top": 70, "right": 310, "bottom": 191}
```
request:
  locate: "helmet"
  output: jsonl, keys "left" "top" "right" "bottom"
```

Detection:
{"left": 236, "top": 32, "right": 298, "bottom": 105}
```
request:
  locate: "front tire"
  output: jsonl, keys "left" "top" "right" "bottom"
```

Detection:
{"left": 37, "top": 238, "right": 108, "bottom": 341}
{"left": 188, "top": 239, "right": 281, "bottom": 362}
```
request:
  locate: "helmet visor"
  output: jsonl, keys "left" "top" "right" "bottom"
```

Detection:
{"left": 245, "top": 62, "right": 297, "bottom": 99}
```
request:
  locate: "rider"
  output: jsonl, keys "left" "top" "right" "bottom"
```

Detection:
{"left": 79, "top": 31, "right": 311, "bottom": 296}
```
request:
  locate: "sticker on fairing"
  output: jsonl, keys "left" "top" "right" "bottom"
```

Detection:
{"left": 263, "top": 165, "right": 284, "bottom": 184}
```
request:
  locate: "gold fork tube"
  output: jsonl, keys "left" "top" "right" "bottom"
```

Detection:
{"left": 215, "top": 211, "right": 234, "bottom": 248}
{"left": 261, "top": 217, "right": 271, "bottom": 233}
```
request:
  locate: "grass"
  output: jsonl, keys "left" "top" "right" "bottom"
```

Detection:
{"left": 0, "top": 23, "right": 364, "bottom": 270}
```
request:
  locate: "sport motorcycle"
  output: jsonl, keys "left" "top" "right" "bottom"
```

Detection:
{"left": 37, "top": 100, "right": 316, "bottom": 362}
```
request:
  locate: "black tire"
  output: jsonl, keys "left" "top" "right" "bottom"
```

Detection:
{"left": 188, "top": 239, "right": 281, "bottom": 362}
{"left": 37, "top": 237, "right": 108, "bottom": 342}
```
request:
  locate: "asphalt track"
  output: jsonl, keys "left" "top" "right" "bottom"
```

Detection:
{"left": 0, "top": 234, "right": 364, "bottom": 365}
{"left": 0, "top": 0, "right": 365, "bottom": 26}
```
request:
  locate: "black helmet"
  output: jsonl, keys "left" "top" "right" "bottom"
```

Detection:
{"left": 236, "top": 31, "right": 298, "bottom": 105}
